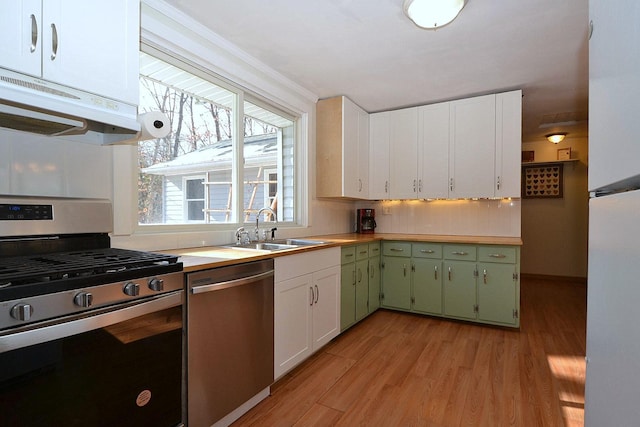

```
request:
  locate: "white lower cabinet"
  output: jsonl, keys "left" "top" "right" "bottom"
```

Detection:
{"left": 274, "top": 248, "right": 340, "bottom": 379}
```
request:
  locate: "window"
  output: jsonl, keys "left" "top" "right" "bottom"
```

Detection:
{"left": 137, "top": 50, "right": 297, "bottom": 227}
{"left": 184, "top": 177, "right": 205, "bottom": 221}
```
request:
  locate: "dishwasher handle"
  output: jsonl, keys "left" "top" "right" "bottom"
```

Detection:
{"left": 191, "top": 270, "right": 274, "bottom": 294}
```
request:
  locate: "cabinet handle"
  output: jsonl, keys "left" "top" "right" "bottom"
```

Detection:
{"left": 489, "top": 254, "right": 506, "bottom": 258}
{"left": 358, "top": 179, "right": 363, "bottom": 192}
{"left": 413, "top": 179, "right": 417, "bottom": 192}
{"left": 403, "top": 264, "right": 407, "bottom": 277}
{"left": 420, "top": 249, "right": 434, "bottom": 254}
{"left": 370, "top": 264, "right": 375, "bottom": 279}
{"left": 390, "top": 248, "right": 404, "bottom": 252}
{"left": 483, "top": 269, "right": 488, "bottom": 284}
{"left": 451, "top": 251, "right": 468, "bottom": 256}
{"left": 357, "top": 268, "right": 362, "bottom": 283}
{"left": 359, "top": 250, "right": 368, "bottom": 255}
{"left": 434, "top": 265, "right": 438, "bottom": 280}
{"left": 30, "top": 14, "right": 38, "bottom": 53}
{"left": 589, "top": 20, "right": 594, "bottom": 40}
{"left": 309, "top": 287, "right": 314, "bottom": 306}
{"left": 450, "top": 178, "right": 454, "bottom": 191}
{"left": 448, "top": 266, "right": 452, "bottom": 281}
{"left": 50, "top": 23, "right": 58, "bottom": 61}
{"left": 344, "top": 253, "right": 354, "bottom": 258}
{"left": 315, "top": 284, "right": 319, "bottom": 304}
{"left": 352, "top": 270, "right": 356, "bottom": 286}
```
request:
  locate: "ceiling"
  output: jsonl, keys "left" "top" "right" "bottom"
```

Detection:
{"left": 162, "top": 0, "right": 589, "bottom": 142}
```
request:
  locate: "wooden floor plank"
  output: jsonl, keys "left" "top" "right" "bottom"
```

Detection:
{"left": 232, "top": 277, "right": 586, "bottom": 427}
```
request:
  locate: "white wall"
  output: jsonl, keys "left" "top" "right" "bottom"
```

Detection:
{"left": 0, "top": 128, "right": 112, "bottom": 199}
{"left": 520, "top": 136, "right": 589, "bottom": 278}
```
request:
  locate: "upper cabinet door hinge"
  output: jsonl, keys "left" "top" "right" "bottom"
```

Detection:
{"left": 473, "top": 268, "right": 479, "bottom": 278}
{"left": 513, "top": 272, "right": 519, "bottom": 281}
{"left": 473, "top": 304, "right": 479, "bottom": 313}
{"left": 513, "top": 308, "right": 519, "bottom": 319}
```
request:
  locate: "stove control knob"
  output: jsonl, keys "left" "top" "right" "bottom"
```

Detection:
{"left": 123, "top": 282, "right": 140, "bottom": 297}
{"left": 74, "top": 292, "right": 94, "bottom": 308}
{"left": 10, "top": 303, "right": 34, "bottom": 321}
{"left": 148, "top": 277, "right": 164, "bottom": 292}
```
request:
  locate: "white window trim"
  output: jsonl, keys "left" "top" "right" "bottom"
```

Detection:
{"left": 111, "top": 2, "right": 315, "bottom": 249}
{"left": 182, "top": 175, "right": 206, "bottom": 223}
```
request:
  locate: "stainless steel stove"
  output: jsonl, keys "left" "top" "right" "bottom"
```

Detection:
{"left": 0, "top": 197, "right": 184, "bottom": 427}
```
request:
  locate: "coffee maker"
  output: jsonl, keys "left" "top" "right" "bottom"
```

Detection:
{"left": 356, "top": 208, "right": 376, "bottom": 234}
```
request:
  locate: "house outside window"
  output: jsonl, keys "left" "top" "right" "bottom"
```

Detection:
{"left": 137, "top": 50, "right": 297, "bottom": 227}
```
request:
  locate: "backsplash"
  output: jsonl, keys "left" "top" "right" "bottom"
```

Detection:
{"left": 355, "top": 199, "right": 521, "bottom": 237}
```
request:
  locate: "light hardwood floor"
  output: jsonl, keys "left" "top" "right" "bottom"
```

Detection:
{"left": 233, "top": 277, "right": 586, "bottom": 427}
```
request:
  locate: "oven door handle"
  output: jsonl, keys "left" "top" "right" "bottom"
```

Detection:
{"left": 0, "top": 291, "right": 183, "bottom": 354}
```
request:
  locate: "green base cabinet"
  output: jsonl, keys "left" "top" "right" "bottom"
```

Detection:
{"left": 340, "top": 243, "right": 381, "bottom": 332}
{"left": 381, "top": 241, "right": 520, "bottom": 328}
{"left": 380, "top": 242, "right": 412, "bottom": 310}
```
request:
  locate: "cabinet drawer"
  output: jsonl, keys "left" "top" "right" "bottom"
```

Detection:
{"left": 368, "top": 242, "right": 381, "bottom": 257}
{"left": 382, "top": 242, "right": 411, "bottom": 257}
{"left": 443, "top": 245, "right": 477, "bottom": 261}
{"left": 356, "top": 244, "right": 370, "bottom": 260}
{"left": 412, "top": 243, "right": 442, "bottom": 259}
{"left": 478, "top": 246, "right": 517, "bottom": 264}
{"left": 341, "top": 246, "right": 356, "bottom": 264}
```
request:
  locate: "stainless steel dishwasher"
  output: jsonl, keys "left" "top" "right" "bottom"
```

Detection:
{"left": 186, "top": 259, "right": 274, "bottom": 427}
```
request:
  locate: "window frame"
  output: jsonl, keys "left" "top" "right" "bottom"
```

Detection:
{"left": 182, "top": 175, "right": 206, "bottom": 223}
{"left": 133, "top": 44, "right": 303, "bottom": 234}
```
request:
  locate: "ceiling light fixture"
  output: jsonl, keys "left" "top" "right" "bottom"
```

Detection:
{"left": 546, "top": 132, "right": 568, "bottom": 144}
{"left": 403, "top": 0, "right": 467, "bottom": 29}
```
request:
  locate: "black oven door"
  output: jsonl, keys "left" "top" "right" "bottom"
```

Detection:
{"left": 0, "top": 291, "right": 183, "bottom": 427}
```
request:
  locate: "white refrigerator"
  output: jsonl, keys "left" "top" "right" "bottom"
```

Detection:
{"left": 585, "top": 0, "right": 640, "bottom": 424}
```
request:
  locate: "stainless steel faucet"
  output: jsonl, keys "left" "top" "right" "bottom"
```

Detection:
{"left": 235, "top": 227, "right": 250, "bottom": 245}
{"left": 255, "top": 207, "right": 277, "bottom": 241}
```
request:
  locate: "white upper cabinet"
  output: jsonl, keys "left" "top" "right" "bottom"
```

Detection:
{"left": 389, "top": 107, "right": 419, "bottom": 199}
{"left": 317, "top": 96, "right": 370, "bottom": 199}
{"left": 588, "top": 0, "right": 640, "bottom": 191}
{"left": 418, "top": 102, "right": 450, "bottom": 199}
{"left": 369, "top": 111, "right": 391, "bottom": 199}
{"left": 0, "top": 0, "right": 140, "bottom": 105}
{"left": 449, "top": 94, "right": 497, "bottom": 199}
{"left": 495, "top": 90, "right": 522, "bottom": 198}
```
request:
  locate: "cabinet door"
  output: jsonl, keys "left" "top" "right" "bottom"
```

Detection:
{"left": 389, "top": 107, "right": 419, "bottom": 199}
{"left": 418, "top": 102, "right": 450, "bottom": 199}
{"left": 495, "top": 91, "right": 522, "bottom": 198}
{"left": 449, "top": 95, "right": 496, "bottom": 198}
{"left": 381, "top": 256, "right": 412, "bottom": 310}
{"left": 340, "top": 262, "right": 356, "bottom": 331}
{"left": 369, "top": 112, "right": 390, "bottom": 199}
{"left": 477, "top": 263, "right": 518, "bottom": 325}
{"left": 412, "top": 258, "right": 443, "bottom": 315}
{"left": 368, "top": 255, "right": 381, "bottom": 313}
{"left": 0, "top": 0, "right": 42, "bottom": 76}
{"left": 41, "top": 0, "right": 139, "bottom": 105}
{"left": 274, "top": 273, "right": 313, "bottom": 379}
{"left": 312, "top": 265, "right": 341, "bottom": 351}
{"left": 355, "top": 259, "right": 369, "bottom": 321}
{"left": 443, "top": 261, "right": 477, "bottom": 319}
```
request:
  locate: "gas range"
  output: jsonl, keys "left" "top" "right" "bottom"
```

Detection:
{"left": 0, "top": 197, "right": 183, "bottom": 331}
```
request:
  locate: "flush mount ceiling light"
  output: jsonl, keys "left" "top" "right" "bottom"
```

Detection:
{"left": 403, "top": 0, "right": 467, "bottom": 29}
{"left": 546, "top": 132, "right": 568, "bottom": 144}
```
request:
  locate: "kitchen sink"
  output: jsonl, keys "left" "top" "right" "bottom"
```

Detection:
{"left": 223, "top": 238, "right": 329, "bottom": 252}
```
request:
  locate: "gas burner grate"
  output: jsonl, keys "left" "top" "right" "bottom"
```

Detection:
{"left": 0, "top": 248, "right": 179, "bottom": 288}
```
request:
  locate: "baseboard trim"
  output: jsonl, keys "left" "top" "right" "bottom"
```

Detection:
{"left": 521, "top": 273, "right": 587, "bottom": 285}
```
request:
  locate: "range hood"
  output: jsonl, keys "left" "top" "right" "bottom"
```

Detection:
{"left": 0, "top": 68, "right": 140, "bottom": 145}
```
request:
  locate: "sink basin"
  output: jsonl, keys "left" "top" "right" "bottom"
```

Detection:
{"left": 272, "top": 238, "right": 329, "bottom": 246}
{"left": 223, "top": 238, "right": 328, "bottom": 252}
{"left": 223, "top": 242, "right": 298, "bottom": 252}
